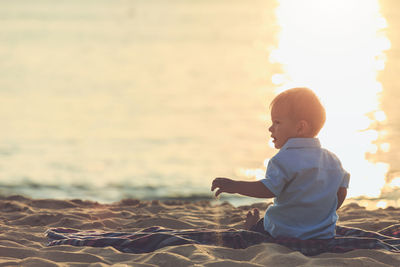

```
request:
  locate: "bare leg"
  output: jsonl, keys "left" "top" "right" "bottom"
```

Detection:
{"left": 244, "top": 208, "right": 260, "bottom": 230}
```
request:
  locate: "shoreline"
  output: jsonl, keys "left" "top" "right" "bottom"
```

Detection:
{"left": 1, "top": 195, "right": 400, "bottom": 266}
{"left": 1, "top": 191, "right": 397, "bottom": 210}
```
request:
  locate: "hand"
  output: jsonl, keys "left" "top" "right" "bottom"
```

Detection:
{"left": 211, "top": 177, "right": 236, "bottom": 197}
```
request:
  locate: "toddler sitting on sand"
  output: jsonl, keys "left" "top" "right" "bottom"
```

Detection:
{"left": 211, "top": 87, "right": 350, "bottom": 240}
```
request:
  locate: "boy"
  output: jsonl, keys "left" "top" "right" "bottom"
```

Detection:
{"left": 211, "top": 87, "right": 350, "bottom": 240}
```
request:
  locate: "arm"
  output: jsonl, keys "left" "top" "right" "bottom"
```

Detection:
{"left": 211, "top": 177, "right": 275, "bottom": 198}
{"left": 336, "top": 187, "right": 347, "bottom": 210}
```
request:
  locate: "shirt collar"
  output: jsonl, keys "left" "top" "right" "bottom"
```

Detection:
{"left": 281, "top": 138, "right": 321, "bottom": 150}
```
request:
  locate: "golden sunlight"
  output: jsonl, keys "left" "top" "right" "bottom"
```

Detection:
{"left": 270, "top": 0, "right": 391, "bottom": 198}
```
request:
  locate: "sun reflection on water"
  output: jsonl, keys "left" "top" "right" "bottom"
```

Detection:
{"left": 266, "top": 0, "right": 391, "bottom": 198}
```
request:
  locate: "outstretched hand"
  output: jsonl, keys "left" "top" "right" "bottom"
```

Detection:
{"left": 211, "top": 177, "right": 236, "bottom": 197}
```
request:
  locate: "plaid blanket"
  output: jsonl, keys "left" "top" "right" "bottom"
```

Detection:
{"left": 45, "top": 224, "right": 400, "bottom": 256}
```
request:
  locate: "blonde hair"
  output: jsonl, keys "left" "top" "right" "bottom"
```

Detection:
{"left": 270, "top": 87, "right": 326, "bottom": 136}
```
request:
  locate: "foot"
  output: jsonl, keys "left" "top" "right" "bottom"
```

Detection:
{"left": 244, "top": 208, "right": 260, "bottom": 230}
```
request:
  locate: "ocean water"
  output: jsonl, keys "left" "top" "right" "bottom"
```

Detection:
{"left": 0, "top": 0, "right": 399, "bottom": 208}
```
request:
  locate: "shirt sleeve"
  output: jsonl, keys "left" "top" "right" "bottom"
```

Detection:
{"left": 259, "top": 158, "right": 289, "bottom": 197}
{"left": 340, "top": 171, "right": 350, "bottom": 188}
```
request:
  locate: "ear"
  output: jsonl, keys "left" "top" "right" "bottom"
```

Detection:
{"left": 296, "top": 120, "right": 311, "bottom": 136}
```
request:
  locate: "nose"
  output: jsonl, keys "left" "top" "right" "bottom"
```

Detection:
{"left": 268, "top": 124, "right": 273, "bottom": 133}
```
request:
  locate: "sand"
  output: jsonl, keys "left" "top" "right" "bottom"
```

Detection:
{"left": 1, "top": 195, "right": 400, "bottom": 266}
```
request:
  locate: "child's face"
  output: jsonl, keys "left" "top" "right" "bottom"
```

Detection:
{"left": 269, "top": 105, "right": 299, "bottom": 149}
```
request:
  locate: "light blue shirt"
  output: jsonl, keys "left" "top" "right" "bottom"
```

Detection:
{"left": 260, "top": 138, "right": 350, "bottom": 240}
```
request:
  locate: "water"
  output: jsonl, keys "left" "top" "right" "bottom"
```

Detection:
{"left": 0, "top": 0, "right": 399, "bottom": 208}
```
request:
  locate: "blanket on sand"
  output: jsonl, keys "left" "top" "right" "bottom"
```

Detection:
{"left": 45, "top": 224, "right": 400, "bottom": 256}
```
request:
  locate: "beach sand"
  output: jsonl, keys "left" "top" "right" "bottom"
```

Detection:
{"left": 1, "top": 195, "right": 400, "bottom": 266}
